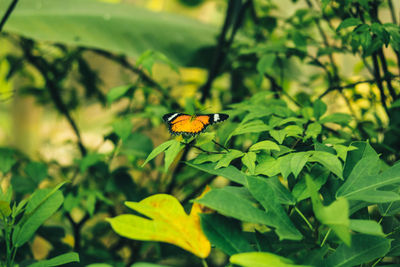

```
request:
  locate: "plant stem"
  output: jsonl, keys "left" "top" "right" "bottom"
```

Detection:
{"left": 201, "top": 259, "right": 209, "bottom": 267}
{"left": 320, "top": 228, "right": 331, "bottom": 247}
{"left": 0, "top": 0, "right": 19, "bottom": 33}
{"left": 295, "top": 206, "right": 313, "bottom": 231}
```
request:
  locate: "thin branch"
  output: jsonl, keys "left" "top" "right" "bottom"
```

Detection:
{"left": 371, "top": 52, "right": 389, "bottom": 113}
{"left": 378, "top": 48, "right": 397, "bottom": 100}
{"left": 0, "top": 0, "right": 19, "bottom": 33}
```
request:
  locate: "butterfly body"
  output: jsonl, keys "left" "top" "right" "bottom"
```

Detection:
{"left": 163, "top": 113, "right": 229, "bottom": 136}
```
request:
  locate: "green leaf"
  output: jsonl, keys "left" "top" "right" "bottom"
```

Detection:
{"left": 186, "top": 161, "right": 246, "bottom": 185}
{"left": 309, "top": 151, "right": 343, "bottom": 179}
{"left": 313, "top": 99, "right": 327, "bottom": 120}
{"left": 292, "top": 166, "right": 329, "bottom": 202}
{"left": 229, "top": 120, "right": 271, "bottom": 140}
{"left": 163, "top": 140, "right": 184, "bottom": 172}
{"left": 337, "top": 157, "right": 400, "bottom": 202}
{"left": 343, "top": 141, "right": 378, "bottom": 179}
{"left": 26, "top": 252, "right": 79, "bottom": 267}
{"left": 112, "top": 118, "right": 133, "bottom": 141}
{"left": 106, "top": 85, "right": 132, "bottom": 104}
{"left": 2, "top": 0, "right": 218, "bottom": 67}
{"left": 215, "top": 150, "right": 244, "bottom": 169}
{"left": 319, "top": 113, "right": 352, "bottom": 126}
{"left": 78, "top": 153, "right": 104, "bottom": 173}
{"left": 284, "top": 125, "right": 303, "bottom": 137}
{"left": 196, "top": 187, "right": 301, "bottom": 240}
{"left": 257, "top": 54, "right": 276, "bottom": 74}
{"left": 255, "top": 157, "right": 281, "bottom": 177}
{"left": 230, "top": 252, "right": 310, "bottom": 267}
{"left": 11, "top": 175, "right": 37, "bottom": 194}
{"left": 0, "top": 200, "right": 11, "bottom": 217}
{"left": 305, "top": 122, "right": 321, "bottom": 139}
{"left": 306, "top": 176, "right": 350, "bottom": 246}
{"left": 326, "top": 234, "right": 391, "bottom": 267}
{"left": 86, "top": 192, "right": 97, "bottom": 217}
{"left": 121, "top": 132, "right": 153, "bottom": 158}
{"left": 349, "top": 219, "right": 384, "bottom": 236}
{"left": 337, "top": 18, "right": 362, "bottom": 31}
{"left": 141, "top": 140, "right": 175, "bottom": 167}
{"left": 290, "top": 152, "right": 311, "bottom": 178}
{"left": 263, "top": 176, "right": 296, "bottom": 205}
{"left": 25, "top": 162, "right": 48, "bottom": 184}
{"left": 200, "top": 214, "right": 255, "bottom": 256}
{"left": 270, "top": 129, "right": 286, "bottom": 144}
{"left": 13, "top": 187, "right": 64, "bottom": 247}
{"left": 333, "top": 144, "right": 357, "bottom": 162}
{"left": 0, "top": 148, "right": 16, "bottom": 174}
{"left": 193, "top": 153, "right": 224, "bottom": 164}
{"left": 246, "top": 176, "right": 303, "bottom": 240}
{"left": 279, "top": 154, "right": 293, "bottom": 179}
{"left": 249, "top": 141, "right": 280, "bottom": 152}
{"left": 242, "top": 152, "right": 257, "bottom": 174}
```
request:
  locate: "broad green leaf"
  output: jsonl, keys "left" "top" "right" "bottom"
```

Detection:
{"left": 333, "top": 144, "right": 357, "bottom": 162}
{"left": 78, "top": 153, "right": 104, "bottom": 173}
{"left": 337, "top": 156, "right": 400, "bottom": 202}
{"left": 284, "top": 125, "right": 303, "bottom": 137}
{"left": 200, "top": 214, "right": 255, "bottom": 255}
{"left": 106, "top": 85, "right": 132, "bottom": 103}
{"left": 230, "top": 252, "right": 310, "bottom": 267}
{"left": 27, "top": 252, "right": 79, "bottom": 267}
{"left": 112, "top": 118, "right": 132, "bottom": 141}
{"left": 326, "top": 234, "right": 391, "bottom": 267}
{"left": 313, "top": 99, "right": 327, "bottom": 120}
{"left": 25, "top": 162, "right": 48, "bottom": 184}
{"left": 305, "top": 122, "right": 321, "bottom": 139}
{"left": 229, "top": 120, "right": 271, "bottom": 141}
{"left": 309, "top": 151, "right": 343, "bottom": 179}
{"left": 249, "top": 140, "right": 280, "bottom": 152}
{"left": 215, "top": 149, "right": 244, "bottom": 169}
{"left": 141, "top": 140, "right": 175, "bottom": 167}
{"left": 186, "top": 161, "right": 246, "bottom": 185}
{"left": 13, "top": 188, "right": 64, "bottom": 247}
{"left": 306, "top": 176, "right": 350, "bottom": 246}
{"left": 257, "top": 54, "right": 276, "bottom": 74}
{"left": 292, "top": 166, "right": 329, "bottom": 202}
{"left": 2, "top": 0, "right": 218, "bottom": 67}
{"left": 246, "top": 176, "right": 302, "bottom": 240}
{"left": 337, "top": 18, "right": 362, "bottom": 31}
{"left": 255, "top": 157, "right": 281, "bottom": 177}
{"left": 263, "top": 176, "right": 296, "bottom": 205}
{"left": 290, "top": 152, "right": 311, "bottom": 178}
{"left": 196, "top": 187, "right": 301, "bottom": 240}
{"left": 0, "top": 148, "right": 16, "bottom": 174}
{"left": 121, "top": 132, "right": 153, "bottom": 158}
{"left": 242, "top": 152, "right": 257, "bottom": 174}
{"left": 270, "top": 129, "right": 286, "bottom": 144}
{"left": 349, "top": 219, "right": 384, "bottom": 236}
{"left": 343, "top": 141, "right": 379, "bottom": 179}
{"left": 163, "top": 140, "right": 184, "bottom": 172}
{"left": 11, "top": 175, "right": 37, "bottom": 194}
{"left": 0, "top": 200, "right": 11, "bottom": 217}
{"left": 193, "top": 153, "right": 223, "bottom": 164}
{"left": 319, "top": 113, "right": 352, "bottom": 126}
{"left": 108, "top": 194, "right": 211, "bottom": 258}
{"left": 280, "top": 154, "right": 293, "bottom": 179}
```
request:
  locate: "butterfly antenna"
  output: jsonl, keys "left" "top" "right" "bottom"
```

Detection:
{"left": 212, "top": 139, "right": 230, "bottom": 152}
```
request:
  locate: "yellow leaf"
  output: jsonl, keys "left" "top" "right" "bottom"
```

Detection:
{"left": 107, "top": 194, "right": 211, "bottom": 258}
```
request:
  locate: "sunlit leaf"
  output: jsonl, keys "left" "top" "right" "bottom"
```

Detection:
{"left": 108, "top": 193, "right": 211, "bottom": 258}
{"left": 230, "top": 252, "right": 310, "bottom": 267}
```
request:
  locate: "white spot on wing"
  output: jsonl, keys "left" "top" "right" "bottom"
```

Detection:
{"left": 167, "top": 113, "right": 179, "bottom": 121}
{"left": 214, "top": 114, "right": 220, "bottom": 122}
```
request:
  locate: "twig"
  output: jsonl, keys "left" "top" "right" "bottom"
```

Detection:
{"left": 0, "top": 0, "right": 19, "bottom": 33}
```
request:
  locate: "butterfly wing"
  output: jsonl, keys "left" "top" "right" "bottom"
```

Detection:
{"left": 163, "top": 113, "right": 229, "bottom": 135}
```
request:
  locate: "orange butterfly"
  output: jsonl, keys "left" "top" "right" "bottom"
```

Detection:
{"left": 163, "top": 113, "right": 229, "bottom": 136}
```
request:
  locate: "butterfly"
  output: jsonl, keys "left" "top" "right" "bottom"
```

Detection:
{"left": 163, "top": 113, "right": 229, "bottom": 136}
